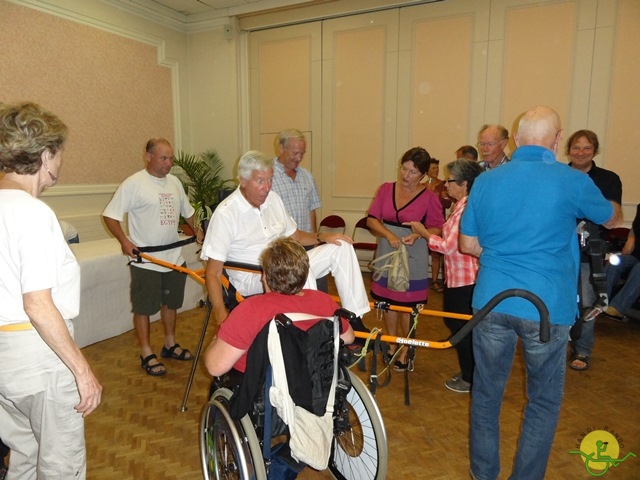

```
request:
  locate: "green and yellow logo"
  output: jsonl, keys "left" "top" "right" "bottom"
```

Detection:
{"left": 569, "top": 427, "right": 636, "bottom": 476}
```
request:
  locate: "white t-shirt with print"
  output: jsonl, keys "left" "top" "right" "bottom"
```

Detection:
{"left": 103, "top": 169, "right": 195, "bottom": 272}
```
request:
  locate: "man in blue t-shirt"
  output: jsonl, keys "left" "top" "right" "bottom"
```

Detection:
{"left": 460, "top": 106, "right": 621, "bottom": 480}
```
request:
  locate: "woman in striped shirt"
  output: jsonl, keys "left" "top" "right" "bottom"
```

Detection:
{"left": 404, "top": 158, "right": 484, "bottom": 393}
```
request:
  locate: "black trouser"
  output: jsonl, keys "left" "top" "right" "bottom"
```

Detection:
{"left": 0, "top": 437, "right": 8, "bottom": 461}
{"left": 443, "top": 284, "right": 475, "bottom": 384}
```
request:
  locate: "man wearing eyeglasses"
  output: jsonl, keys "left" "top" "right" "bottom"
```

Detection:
{"left": 477, "top": 124, "right": 510, "bottom": 170}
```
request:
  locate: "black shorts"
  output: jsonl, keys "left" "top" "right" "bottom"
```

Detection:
{"left": 130, "top": 264, "right": 187, "bottom": 315}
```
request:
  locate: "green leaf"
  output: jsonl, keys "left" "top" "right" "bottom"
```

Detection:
{"left": 172, "top": 149, "right": 235, "bottom": 222}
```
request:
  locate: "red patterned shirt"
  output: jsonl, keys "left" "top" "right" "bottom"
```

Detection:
{"left": 428, "top": 196, "right": 478, "bottom": 288}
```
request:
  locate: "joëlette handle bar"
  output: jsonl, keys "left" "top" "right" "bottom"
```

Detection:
{"left": 131, "top": 249, "right": 263, "bottom": 287}
{"left": 354, "top": 288, "right": 550, "bottom": 350}
{"left": 365, "top": 300, "right": 473, "bottom": 321}
{"left": 132, "top": 236, "right": 204, "bottom": 284}
{"left": 133, "top": 251, "right": 206, "bottom": 285}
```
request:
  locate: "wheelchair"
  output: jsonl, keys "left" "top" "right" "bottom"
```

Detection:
{"left": 199, "top": 311, "right": 388, "bottom": 480}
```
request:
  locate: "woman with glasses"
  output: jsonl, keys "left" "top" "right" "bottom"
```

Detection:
{"left": 404, "top": 158, "right": 484, "bottom": 392}
{"left": 367, "top": 147, "right": 444, "bottom": 371}
{"left": 424, "top": 157, "right": 453, "bottom": 292}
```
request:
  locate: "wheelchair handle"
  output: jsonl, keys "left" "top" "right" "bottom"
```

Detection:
{"left": 274, "top": 313, "right": 293, "bottom": 326}
{"left": 335, "top": 308, "right": 357, "bottom": 322}
{"left": 448, "top": 289, "right": 551, "bottom": 346}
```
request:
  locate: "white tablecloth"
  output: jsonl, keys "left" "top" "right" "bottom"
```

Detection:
{"left": 70, "top": 238, "right": 205, "bottom": 348}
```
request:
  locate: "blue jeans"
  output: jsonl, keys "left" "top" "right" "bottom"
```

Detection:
{"left": 572, "top": 261, "right": 598, "bottom": 358}
{"left": 574, "top": 255, "right": 640, "bottom": 358}
{"left": 469, "top": 312, "right": 571, "bottom": 480}
{"left": 572, "top": 313, "right": 595, "bottom": 357}
{"left": 606, "top": 254, "right": 640, "bottom": 314}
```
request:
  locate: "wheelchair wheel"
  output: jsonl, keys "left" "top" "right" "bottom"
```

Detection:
{"left": 200, "top": 388, "right": 267, "bottom": 480}
{"left": 329, "top": 370, "right": 388, "bottom": 480}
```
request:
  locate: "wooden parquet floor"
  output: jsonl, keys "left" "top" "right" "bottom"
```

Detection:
{"left": 68, "top": 274, "right": 640, "bottom": 479}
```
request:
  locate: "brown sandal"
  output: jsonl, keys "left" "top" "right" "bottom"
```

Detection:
{"left": 569, "top": 354, "right": 590, "bottom": 371}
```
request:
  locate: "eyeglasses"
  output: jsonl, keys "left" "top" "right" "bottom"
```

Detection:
{"left": 445, "top": 179, "right": 457, "bottom": 184}
{"left": 477, "top": 142, "right": 498, "bottom": 148}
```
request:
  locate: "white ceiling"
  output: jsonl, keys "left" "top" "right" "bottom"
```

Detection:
{"left": 101, "top": 0, "right": 315, "bottom": 26}
{"left": 100, "top": 0, "right": 439, "bottom": 32}
{"left": 145, "top": 0, "right": 283, "bottom": 16}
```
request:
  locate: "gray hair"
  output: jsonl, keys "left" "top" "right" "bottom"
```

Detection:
{"left": 237, "top": 150, "right": 273, "bottom": 180}
{"left": 277, "top": 129, "right": 305, "bottom": 148}
{"left": 478, "top": 124, "right": 509, "bottom": 141}
{"left": 0, "top": 101, "right": 68, "bottom": 175}
{"left": 447, "top": 158, "right": 484, "bottom": 193}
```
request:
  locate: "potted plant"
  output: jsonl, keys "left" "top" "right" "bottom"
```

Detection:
{"left": 172, "top": 149, "right": 235, "bottom": 233}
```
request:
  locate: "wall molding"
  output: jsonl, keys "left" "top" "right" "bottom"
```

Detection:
{"left": 41, "top": 183, "right": 119, "bottom": 197}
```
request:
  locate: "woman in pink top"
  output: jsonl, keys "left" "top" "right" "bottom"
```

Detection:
{"left": 405, "top": 158, "right": 484, "bottom": 393}
{"left": 367, "top": 147, "right": 445, "bottom": 371}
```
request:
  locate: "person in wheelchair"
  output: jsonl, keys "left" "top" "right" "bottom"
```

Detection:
{"left": 204, "top": 237, "right": 355, "bottom": 478}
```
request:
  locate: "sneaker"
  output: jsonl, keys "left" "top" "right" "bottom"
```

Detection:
{"left": 445, "top": 376, "right": 471, "bottom": 393}
{"left": 450, "top": 371, "right": 461, "bottom": 382}
{"left": 581, "top": 306, "right": 602, "bottom": 322}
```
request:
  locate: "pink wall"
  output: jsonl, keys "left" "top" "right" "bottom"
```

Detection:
{"left": 0, "top": 1, "right": 174, "bottom": 184}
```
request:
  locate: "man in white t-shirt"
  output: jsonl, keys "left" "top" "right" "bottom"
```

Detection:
{"left": 103, "top": 138, "right": 201, "bottom": 376}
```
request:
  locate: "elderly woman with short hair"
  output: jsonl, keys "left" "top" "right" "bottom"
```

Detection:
{"left": 405, "top": 158, "right": 484, "bottom": 392}
{"left": 0, "top": 101, "right": 102, "bottom": 479}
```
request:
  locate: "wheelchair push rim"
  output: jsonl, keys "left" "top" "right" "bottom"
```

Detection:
{"left": 200, "top": 388, "right": 266, "bottom": 480}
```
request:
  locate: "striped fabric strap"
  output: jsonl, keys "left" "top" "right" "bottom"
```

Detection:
{"left": 0, "top": 322, "right": 34, "bottom": 332}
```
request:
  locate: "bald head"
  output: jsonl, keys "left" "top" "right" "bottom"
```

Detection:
{"left": 515, "top": 106, "right": 562, "bottom": 152}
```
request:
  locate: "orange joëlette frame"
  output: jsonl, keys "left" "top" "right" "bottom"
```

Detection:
{"left": 135, "top": 251, "right": 472, "bottom": 350}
